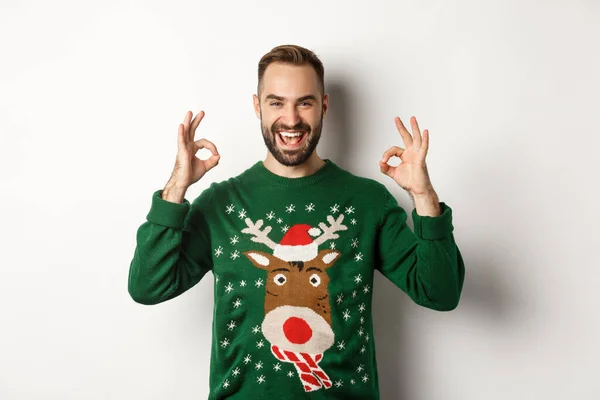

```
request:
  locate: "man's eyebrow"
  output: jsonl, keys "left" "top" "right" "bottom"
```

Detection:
{"left": 265, "top": 94, "right": 318, "bottom": 102}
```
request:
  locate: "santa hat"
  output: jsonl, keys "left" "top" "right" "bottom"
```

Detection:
{"left": 273, "top": 224, "right": 321, "bottom": 262}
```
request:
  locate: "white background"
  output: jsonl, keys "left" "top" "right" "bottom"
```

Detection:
{"left": 1, "top": 0, "right": 599, "bottom": 399}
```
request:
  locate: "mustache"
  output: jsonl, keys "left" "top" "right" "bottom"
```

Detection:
{"left": 271, "top": 121, "right": 311, "bottom": 133}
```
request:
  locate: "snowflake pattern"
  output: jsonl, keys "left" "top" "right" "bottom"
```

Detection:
{"left": 342, "top": 309, "right": 351, "bottom": 321}
{"left": 215, "top": 200, "right": 374, "bottom": 388}
{"left": 227, "top": 320, "right": 236, "bottom": 331}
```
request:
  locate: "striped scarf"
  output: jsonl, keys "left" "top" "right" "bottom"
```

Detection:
{"left": 271, "top": 344, "right": 332, "bottom": 392}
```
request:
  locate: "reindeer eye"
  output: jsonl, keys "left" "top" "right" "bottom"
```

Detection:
{"left": 309, "top": 274, "right": 321, "bottom": 287}
{"left": 274, "top": 273, "right": 287, "bottom": 286}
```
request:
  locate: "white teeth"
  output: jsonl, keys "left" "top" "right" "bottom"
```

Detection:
{"left": 278, "top": 131, "right": 303, "bottom": 137}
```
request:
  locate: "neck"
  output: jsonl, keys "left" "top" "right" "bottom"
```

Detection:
{"left": 262, "top": 151, "right": 326, "bottom": 178}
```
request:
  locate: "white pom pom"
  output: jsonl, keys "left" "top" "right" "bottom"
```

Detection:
{"left": 308, "top": 227, "right": 321, "bottom": 237}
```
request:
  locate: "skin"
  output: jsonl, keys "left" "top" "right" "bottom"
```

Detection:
{"left": 253, "top": 63, "right": 329, "bottom": 178}
{"left": 165, "top": 61, "right": 441, "bottom": 216}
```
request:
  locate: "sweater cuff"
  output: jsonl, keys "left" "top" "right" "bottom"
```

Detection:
{"left": 411, "top": 202, "right": 454, "bottom": 240}
{"left": 146, "top": 189, "right": 191, "bottom": 229}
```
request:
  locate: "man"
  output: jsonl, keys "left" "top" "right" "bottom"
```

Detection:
{"left": 128, "top": 44, "right": 465, "bottom": 399}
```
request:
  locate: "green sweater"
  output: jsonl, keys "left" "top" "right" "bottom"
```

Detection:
{"left": 128, "top": 159, "right": 465, "bottom": 399}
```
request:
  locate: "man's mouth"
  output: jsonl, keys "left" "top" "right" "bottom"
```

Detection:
{"left": 276, "top": 130, "right": 308, "bottom": 149}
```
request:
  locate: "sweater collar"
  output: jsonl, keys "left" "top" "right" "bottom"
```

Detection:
{"left": 250, "top": 158, "right": 337, "bottom": 188}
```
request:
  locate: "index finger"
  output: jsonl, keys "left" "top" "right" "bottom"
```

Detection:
{"left": 194, "top": 138, "right": 219, "bottom": 156}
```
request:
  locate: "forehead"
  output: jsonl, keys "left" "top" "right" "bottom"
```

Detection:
{"left": 261, "top": 63, "right": 320, "bottom": 99}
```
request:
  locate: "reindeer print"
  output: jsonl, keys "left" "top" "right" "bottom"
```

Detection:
{"left": 241, "top": 214, "right": 348, "bottom": 392}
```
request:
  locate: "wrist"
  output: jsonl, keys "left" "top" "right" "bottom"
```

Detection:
{"left": 162, "top": 181, "right": 188, "bottom": 204}
{"left": 412, "top": 190, "right": 441, "bottom": 217}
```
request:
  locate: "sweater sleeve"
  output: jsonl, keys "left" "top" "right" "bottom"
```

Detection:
{"left": 127, "top": 187, "right": 214, "bottom": 305}
{"left": 375, "top": 188, "right": 465, "bottom": 311}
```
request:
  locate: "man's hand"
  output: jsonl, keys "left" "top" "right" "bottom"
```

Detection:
{"left": 379, "top": 116, "right": 435, "bottom": 196}
{"left": 162, "top": 110, "right": 220, "bottom": 203}
{"left": 379, "top": 116, "right": 441, "bottom": 216}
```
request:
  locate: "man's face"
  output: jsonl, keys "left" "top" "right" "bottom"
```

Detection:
{"left": 253, "top": 63, "right": 328, "bottom": 166}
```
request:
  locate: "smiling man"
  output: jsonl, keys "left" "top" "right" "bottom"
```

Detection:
{"left": 128, "top": 44, "right": 466, "bottom": 399}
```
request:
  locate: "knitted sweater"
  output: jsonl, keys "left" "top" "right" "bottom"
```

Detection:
{"left": 128, "top": 159, "right": 465, "bottom": 399}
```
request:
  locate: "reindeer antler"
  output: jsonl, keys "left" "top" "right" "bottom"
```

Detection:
{"left": 241, "top": 218, "right": 278, "bottom": 250}
{"left": 313, "top": 214, "right": 348, "bottom": 246}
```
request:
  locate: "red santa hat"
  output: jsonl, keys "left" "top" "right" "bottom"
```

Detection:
{"left": 273, "top": 224, "right": 321, "bottom": 262}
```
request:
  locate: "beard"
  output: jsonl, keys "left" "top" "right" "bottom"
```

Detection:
{"left": 261, "top": 111, "right": 323, "bottom": 167}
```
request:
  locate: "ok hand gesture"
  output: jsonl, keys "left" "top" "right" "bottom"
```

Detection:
{"left": 379, "top": 116, "right": 434, "bottom": 196}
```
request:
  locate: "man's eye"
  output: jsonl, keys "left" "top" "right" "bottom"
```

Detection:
{"left": 270, "top": 102, "right": 281, "bottom": 106}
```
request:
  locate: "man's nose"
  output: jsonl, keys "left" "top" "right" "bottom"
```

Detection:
{"left": 281, "top": 106, "right": 301, "bottom": 128}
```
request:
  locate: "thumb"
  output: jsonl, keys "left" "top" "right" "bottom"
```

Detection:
{"left": 204, "top": 153, "right": 221, "bottom": 171}
{"left": 379, "top": 160, "right": 394, "bottom": 178}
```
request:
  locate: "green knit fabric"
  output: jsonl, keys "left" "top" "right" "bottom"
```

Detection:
{"left": 128, "top": 159, "right": 465, "bottom": 399}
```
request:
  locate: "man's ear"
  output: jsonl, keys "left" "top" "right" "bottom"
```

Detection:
{"left": 253, "top": 94, "right": 261, "bottom": 119}
{"left": 322, "top": 93, "right": 329, "bottom": 117}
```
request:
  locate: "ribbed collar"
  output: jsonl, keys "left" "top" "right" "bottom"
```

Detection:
{"left": 249, "top": 159, "right": 338, "bottom": 188}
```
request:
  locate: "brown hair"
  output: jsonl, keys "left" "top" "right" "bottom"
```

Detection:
{"left": 257, "top": 44, "right": 325, "bottom": 98}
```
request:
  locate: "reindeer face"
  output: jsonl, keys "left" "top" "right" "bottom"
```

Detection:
{"left": 243, "top": 249, "right": 341, "bottom": 354}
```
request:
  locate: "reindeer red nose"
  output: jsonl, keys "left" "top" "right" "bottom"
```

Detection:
{"left": 283, "top": 317, "right": 313, "bottom": 344}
